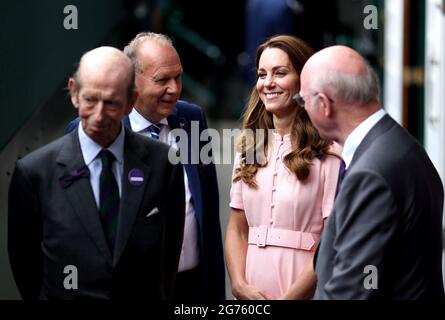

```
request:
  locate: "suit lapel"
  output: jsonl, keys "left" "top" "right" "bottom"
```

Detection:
{"left": 167, "top": 111, "right": 203, "bottom": 224}
{"left": 167, "top": 110, "right": 187, "bottom": 132}
{"left": 168, "top": 110, "right": 205, "bottom": 229}
{"left": 56, "top": 130, "right": 113, "bottom": 264}
{"left": 113, "top": 128, "right": 152, "bottom": 265}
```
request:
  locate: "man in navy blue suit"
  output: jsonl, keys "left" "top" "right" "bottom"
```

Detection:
{"left": 67, "top": 32, "right": 225, "bottom": 301}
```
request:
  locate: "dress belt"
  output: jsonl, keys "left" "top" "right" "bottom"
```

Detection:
{"left": 248, "top": 226, "right": 319, "bottom": 251}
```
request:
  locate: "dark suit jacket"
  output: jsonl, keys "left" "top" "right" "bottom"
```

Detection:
{"left": 315, "top": 115, "right": 445, "bottom": 299}
{"left": 65, "top": 100, "right": 225, "bottom": 300}
{"left": 8, "top": 126, "right": 185, "bottom": 300}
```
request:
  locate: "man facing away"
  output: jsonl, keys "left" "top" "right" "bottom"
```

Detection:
{"left": 8, "top": 46, "right": 185, "bottom": 299}
{"left": 299, "top": 45, "right": 444, "bottom": 299}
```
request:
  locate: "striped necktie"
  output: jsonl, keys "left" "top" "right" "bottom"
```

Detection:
{"left": 98, "top": 150, "right": 120, "bottom": 251}
{"left": 147, "top": 124, "right": 161, "bottom": 140}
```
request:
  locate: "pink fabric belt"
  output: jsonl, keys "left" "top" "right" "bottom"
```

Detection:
{"left": 248, "top": 226, "right": 319, "bottom": 251}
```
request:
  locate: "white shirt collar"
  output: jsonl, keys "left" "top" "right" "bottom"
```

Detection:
{"left": 128, "top": 108, "right": 169, "bottom": 132}
{"left": 78, "top": 121, "right": 125, "bottom": 165}
{"left": 342, "top": 108, "right": 386, "bottom": 169}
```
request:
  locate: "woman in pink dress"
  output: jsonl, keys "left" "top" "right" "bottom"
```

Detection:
{"left": 225, "top": 35, "right": 341, "bottom": 300}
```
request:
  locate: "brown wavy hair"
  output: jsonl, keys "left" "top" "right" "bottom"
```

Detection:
{"left": 234, "top": 35, "right": 334, "bottom": 188}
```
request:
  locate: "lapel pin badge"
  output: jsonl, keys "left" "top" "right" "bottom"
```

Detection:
{"left": 128, "top": 168, "right": 144, "bottom": 187}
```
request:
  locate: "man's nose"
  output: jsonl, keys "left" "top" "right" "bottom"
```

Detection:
{"left": 94, "top": 101, "right": 105, "bottom": 120}
{"left": 166, "top": 78, "right": 181, "bottom": 94}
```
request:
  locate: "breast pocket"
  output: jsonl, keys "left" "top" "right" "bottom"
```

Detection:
{"left": 132, "top": 208, "right": 164, "bottom": 249}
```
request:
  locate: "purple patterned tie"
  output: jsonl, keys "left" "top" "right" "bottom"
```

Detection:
{"left": 335, "top": 159, "right": 347, "bottom": 198}
{"left": 99, "top": 150, "right": 120, "bottom": 251}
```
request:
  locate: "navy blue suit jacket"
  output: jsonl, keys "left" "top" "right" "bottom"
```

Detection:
{"left": 66, "top": 100, "right": 225, "bottom": 300}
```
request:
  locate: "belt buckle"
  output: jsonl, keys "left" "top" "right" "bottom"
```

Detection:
{"left": 256, "top": 225, "right": 268, "bottom": 247}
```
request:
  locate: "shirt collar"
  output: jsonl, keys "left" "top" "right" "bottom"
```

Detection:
{"left": 78, "top": 121, "right": 125, "bottom": 165}
{"left": 342, "top": 108, "right": 386, "bottom": 169}
{"left": 128, "top": 108, "right": 169, "bottom": 133}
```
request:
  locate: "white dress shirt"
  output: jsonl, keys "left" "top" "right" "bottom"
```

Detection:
{"left": 78, "top": 122, "right": 125, "bottom": 208}
{"left": 129, "top": 108, "right": 199, "bottom": 272}
{"left": 342, "top": 108, "right": 386, "bottom": 169}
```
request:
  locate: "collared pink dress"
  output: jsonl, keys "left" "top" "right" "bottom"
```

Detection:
{"left": 230, "top": 132, "right": 341, "bottom": 299}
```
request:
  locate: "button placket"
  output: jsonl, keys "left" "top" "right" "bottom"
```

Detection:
{"left": 270, "top": 140, "right": 282, "bottom": 226}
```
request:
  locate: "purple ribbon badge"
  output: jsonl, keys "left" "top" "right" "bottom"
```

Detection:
{"left": 128, "top": 168, "right": 144, "bottom": 187}
{"left": 59, "top": 166, "right": 90, "bottom": 188}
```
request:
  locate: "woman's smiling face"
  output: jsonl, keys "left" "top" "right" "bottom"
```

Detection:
{"left": 256, "top": 47, "right": 300, "bottom": 117}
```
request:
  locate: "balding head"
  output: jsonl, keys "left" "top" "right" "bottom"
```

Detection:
{"left": 306, "top": 46, "right": 368, "bottom": 76}
{"left": 301, "top": 45, "right": 380, "bottom": 106}
{"left": 123, "top": 32, "right": 175, "bottom": 74}
{"left": 300, "top": 46, "right": 381, "bottom": 145}
{"left": 73, "top": 46, "right": 135, "bottom": 100}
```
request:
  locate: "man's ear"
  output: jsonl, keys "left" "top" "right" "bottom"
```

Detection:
{"left": 318, "top": 93, "right": 332, "bottom": 118}
{"left": 68, "top": 78, "right": 79, "bottom": 109}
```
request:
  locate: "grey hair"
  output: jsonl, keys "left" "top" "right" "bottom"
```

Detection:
{"left": 313, "top": 61, "right": 380, "bottom": 105}
{"left": 123, "top": 32, "right": 175, "bottom": 73}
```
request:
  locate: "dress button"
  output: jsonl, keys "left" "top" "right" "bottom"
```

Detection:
{"left": 273, "top": 171, "right": 278, "bottom": 176}
{"left": 272, "top": 187, "right": 276, "bottom": 192}
{"left": 271, "top": 203, "right": 275, "bottom": 208}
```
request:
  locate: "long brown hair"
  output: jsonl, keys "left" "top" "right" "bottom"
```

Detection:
{"left": 234, "top": 35, "right": 333, "bottom": 188}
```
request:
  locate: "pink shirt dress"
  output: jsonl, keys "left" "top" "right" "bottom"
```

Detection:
{"left": 230, "top": 132, "right": 341, "bottom": 298}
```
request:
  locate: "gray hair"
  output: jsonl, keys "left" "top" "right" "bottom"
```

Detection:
{"left": 313, "top": 61, "right": 380, "bottom": 105}
{"left": 123, "top": 32, "right": 175, "bottom": 73}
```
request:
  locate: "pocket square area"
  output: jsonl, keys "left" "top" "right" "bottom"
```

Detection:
{"left": 146, "top": 207, "right": 160, "bottom": 217}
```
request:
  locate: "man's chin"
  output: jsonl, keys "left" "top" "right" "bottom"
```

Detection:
{"left": 85, "top": 128, "right": 116, "bottom": 146}
{"left": 87, "top": 126, "right": 107, "bottom": 135}
{"left": 90, "top": 135, "right": 114, "bottom": 148}
{"left": 159, "top": 103, "right": 176, "bottom": 116}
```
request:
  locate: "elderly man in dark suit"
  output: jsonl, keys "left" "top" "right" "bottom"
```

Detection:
{"left": 67, "top": 32, "right": 225, "bottom": 301}
{"left": 298, "top": 45, "right": 444, "bottom": 299}
{"left": 8, "top": 46, "right": 185, "bottom": 300}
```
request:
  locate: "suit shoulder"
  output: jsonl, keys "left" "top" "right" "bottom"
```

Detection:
{"left": 17, "top": 134, "right": 70, "bottom": 166}
{"left": 176, "top": 100, "right": 205, "bottom": 118}
{"left": 368, "top": 125, "right": 426, "bottom": 168}
{"left": 66, "top": 117, "right": 80, "bottom": 134}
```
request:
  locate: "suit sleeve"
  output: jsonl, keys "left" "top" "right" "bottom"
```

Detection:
{"left": 198, "top": 108, "right": 226, "bottom": 300}
{"left": 322, "top": 171, "right": 399, "bottom": 299}
{"left": 8, "top": 161, "right": 43, "bottom": 300}
{"left": 164, "top": 160, "right": 185, "bottom": 299}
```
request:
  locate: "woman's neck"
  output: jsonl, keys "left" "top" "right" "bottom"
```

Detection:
{"left": 273, "top": 114, "right": 294, "bottom": 136}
